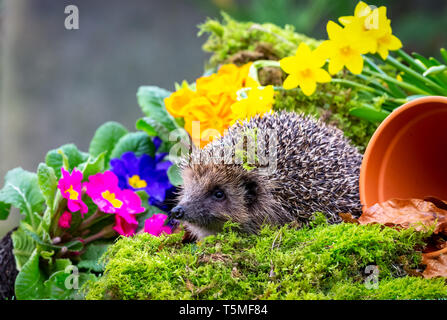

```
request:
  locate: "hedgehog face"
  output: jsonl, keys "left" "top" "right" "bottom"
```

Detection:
{"left": 173, "top": 164, "right": 258, "bottom": 238}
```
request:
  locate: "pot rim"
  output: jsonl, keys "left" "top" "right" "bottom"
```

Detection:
{"left": 359, "top": 95, "right": 447, "bottom": 209}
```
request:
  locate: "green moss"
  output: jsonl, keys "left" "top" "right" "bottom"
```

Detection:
{"left": 199, "top": 12, "right": 321, "bottom": 67}
{"left": 84, "top": 218, "right": 446, "bottom": 300}
{"left": 273, "top": 84, "right": 378, "bottom": 151}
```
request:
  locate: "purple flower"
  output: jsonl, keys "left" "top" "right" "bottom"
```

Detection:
{"left": 110, "top": 140, "right": 174, "bottom": 209}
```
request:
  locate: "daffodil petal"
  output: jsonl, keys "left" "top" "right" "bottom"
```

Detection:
{"left": 377, "top": 46, "right": 389, "bottom": 60}
{"left": 338, "top": 16, "right": 354, "bottom": 26}
{"left": 315, "top": 69, "right": 331, "bottom": 83}
{"left": 282, "top": 74, "right": 299, "bottom": 90}
{"left": 328, "top": 56, "right": 344, "bottom": 75}
{"left": 388, "top": 35, "right": 403, "bottom": 50}
{"left": 346, "top": 54, "right": 364, "bottom": 74}
{"left": 299, "top": 79, "right": 317, "bottom": 96}
{"left": 326, "top": 21, "right": 343, "bottom": 40}
{"left": 296, "top": 42, "right": 312, "bottom": 60}
{"left": 355, "top": 1, "right": 371, "bottom": 17}
{"left": 280, "top": 56, "right": 299, "bottom": 74}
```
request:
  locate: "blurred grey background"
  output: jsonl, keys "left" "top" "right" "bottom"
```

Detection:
{"left": 1, "top": 0, "right": 446, "bottom": 236}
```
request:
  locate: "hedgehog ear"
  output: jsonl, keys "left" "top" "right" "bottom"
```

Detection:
{"left": 243, "top": 179, "right": 258, "bottom": 205}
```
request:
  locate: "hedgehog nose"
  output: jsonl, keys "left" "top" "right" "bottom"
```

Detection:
{"left": 171, "top": 205, "right": 185, "bottom": 219}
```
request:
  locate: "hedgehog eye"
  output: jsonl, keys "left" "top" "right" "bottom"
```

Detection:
{"left": 212, "top": 188, "right": 226, "bottom": 201}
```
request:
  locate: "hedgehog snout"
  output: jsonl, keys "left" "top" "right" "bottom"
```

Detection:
{"left": 171, "top": 205, "right": 185, "bottom": 219}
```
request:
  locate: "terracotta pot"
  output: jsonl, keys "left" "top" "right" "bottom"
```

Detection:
{"left": 359, "top": 96, "right": 447, "bottom": 210}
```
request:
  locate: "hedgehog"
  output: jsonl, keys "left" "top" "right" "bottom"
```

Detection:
{"left": 171, "top": 112, "right": 363, "bottom": 239}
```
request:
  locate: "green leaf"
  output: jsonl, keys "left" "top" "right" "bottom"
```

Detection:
{"left": 167, "top": 164, "right": 183, "bottom": 187}
{"left": 78, "top": 243, "right": 110, "bottom": 272}
{"left": 349, "top": 106, "right": 390, "bottom": 123}
{"left": 11, "top": 226, "right": 36, "bottom": 271}
{"left": 45, "top": 144, "right": 89, "bottom": 177}
{"left": 0, "top": 201, "right": 11, "bottom": 220}
{"left": 137, "top": 86, "right": 178, "bottom": 132}
{"left": 422, "top": 65, "right": 447, "bottom": 77}
{"left": 0, "top": 168, "right": 45, "bottom": 221}
{"left": 110, "top": 132, "right": 156, "bottom": 160}
{"left": 136, "top": 117, "right": 172, "bottom": 141}
{"left": 43, "top": 270, "right": 72, "bottom": 300}
{"left": 15, "top": 249, "right": 46, "bottom": 300}
{"left": 88, "top": 122, "right": 128, "bottom": 166}
{"left": 37, "top": 163, "right": 58, "bottom": 211}
{"left": 79, "top": 152, "right": 106, "bottom": 179}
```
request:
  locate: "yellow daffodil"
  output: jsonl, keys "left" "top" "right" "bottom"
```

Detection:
{"left": 376, "top": 24, "right": 402, "bottom": 60}
{"left": 231, "top": 85, "right": 274, "bottom": 123}
{"left": 279, "top": 42, "right": 331, "bottom": 96}
{"left": 318, "top": 20, "right": 369, "bottom": 75}
{"left": 339, "top": 1, "right": 402, "bottom": 59}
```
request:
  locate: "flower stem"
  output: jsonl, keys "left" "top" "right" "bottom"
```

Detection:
{"left": 362, "top": 69, "right": 430, "bottom": 95}
{"left": 79, "top": 209, "right": 104, "bottom": 230}
{"left": 386, "top": 55, "right": 447, "bottom": 94}
{"left": 82, "top": 225, "right": 116, "bottom": 245}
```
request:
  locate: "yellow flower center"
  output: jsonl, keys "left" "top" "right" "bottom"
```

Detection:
{"left": 65, "top": 185, "right": 79, "bottom": 200}
{"left": 128, "top": 175, "right": 148, "bottom": 189}
{"left": 300, "top": 68, "right": 313, "bottom": 78}
{"left": 340, "top": 46, "right": 353, "bottom": 56}
{"left": 101, "top": 190, "right": 123, "bottom": 208}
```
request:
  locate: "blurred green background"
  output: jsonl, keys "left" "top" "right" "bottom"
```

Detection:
{"left": 0, "top": 0, "right": 446, "bottom": 237}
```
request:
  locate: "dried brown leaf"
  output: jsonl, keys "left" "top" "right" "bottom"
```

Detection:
{"left": 422, "top": 253, "right": 447, "bottom": 278}
{"left": 359, "top": 198, "right": 447, "bottom": 235}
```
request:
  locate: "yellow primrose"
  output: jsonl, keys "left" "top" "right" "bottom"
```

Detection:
{"left": 279, "top": 42, "right": 331, "bottom": 96}
{"left": 318, "top": 21, "right": 369, "bottom": 75}
{"left": 164, "top": 87, "right": 197, "bottom": 118}
{"left": 231, "top": 85, "right": 274, "bottom": 123}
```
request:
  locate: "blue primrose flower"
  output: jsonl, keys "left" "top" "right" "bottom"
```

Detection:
{"left": 110, "top": 140, "right": 174, "bottom": 210}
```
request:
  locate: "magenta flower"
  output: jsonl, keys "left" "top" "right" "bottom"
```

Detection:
{"left": 144, "top": 214, "right": 172, "bottom": 237}
{"left": 57, "top": 168, "right": 88, "bottom": 217}
{"left": 58, "top": 211, "right": 72, "bottom": 229}
{"left": 113, "top": 214, "right": 138, "bottom": 237}
{"left": 85, "top": 171, "right": 145, "bottom": 217}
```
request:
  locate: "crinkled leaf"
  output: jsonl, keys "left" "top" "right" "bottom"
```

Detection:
{"left": 88, "top": 121, "right": 128, "bottom": 166}
{"left": 0, "top": 168, "right": 45, "bottom": 219}
{"left": 11, "top": 226, "right": 36, "bottom": 271}
{"left": 14, "top": 249, "right": 46, "bottom": 300}
{"left": 45, "top": 144, "right": 89, "bottom": 177}
{"left": 78, "top": 243, "right": 110, "bottom": 272}
{"left": 136, "top": 117, "right": 172, "bottom": 141}
{"left": 37, "top": 163, "right": 58, "bottom": 211}
{"left": 79, "top": 152, "right": 106, "bottom": 179}
{"left": 110, "top": 132, "right": 155, "bottom": 159}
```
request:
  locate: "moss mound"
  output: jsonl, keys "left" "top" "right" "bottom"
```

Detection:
{"left": 84, "top": 218, "right": 447, "bottom": 300}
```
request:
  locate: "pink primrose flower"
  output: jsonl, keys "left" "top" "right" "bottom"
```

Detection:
{"left": 58, "top": 168, "right": 88, "bottom": 217}
{"left": 144, "top": 214, "right": 172, "bottom": 237}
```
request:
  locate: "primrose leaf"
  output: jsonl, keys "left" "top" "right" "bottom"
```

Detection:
{"left": 14, "top": 249, "right": 46, "bottom": 300}
{"left": 0, "top": 168, "right": 45, "bottom": 219}
{"left": 88, "top": 121, "right": 128, "bottom": 166}
{"left": 45, "top": 144, "right": 89, "bottom": 177}
{"left": 11, "top": 226, "right": 36, "bottom": 271}
{"left": 137, "top": 86, "right": 178, "bottom": 132}
{"left": 78, "top": 243, "right": 110, "bottom": 272}
{"left": 110, "top": 132, "right": 156, "bottom": 159}
{"left": 37, "top": 163, "right": 58, "bottom": 211}
{"left": 43, "top": 270, "right": 72, "bottom": 300}
{"left": 136, "top": 117, "right": 172, "bottom": 142}
{"left": 79, "top": 152, "right": 106, "bottom": 179}
{"left": 167, "top": 164, "right": 183, "bottom": 187}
